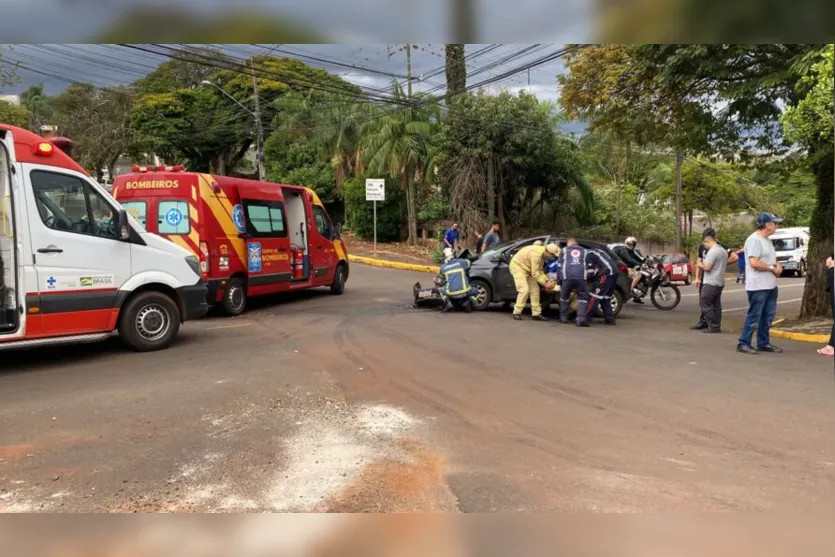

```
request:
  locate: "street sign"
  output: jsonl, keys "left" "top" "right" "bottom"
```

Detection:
{"left": 365, "top": 179, "right": 385, "bottom": 201}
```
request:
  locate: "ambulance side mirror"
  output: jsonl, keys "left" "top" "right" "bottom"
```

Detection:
{"left": 117, "top": 209, "right": 130, "bottom": 241}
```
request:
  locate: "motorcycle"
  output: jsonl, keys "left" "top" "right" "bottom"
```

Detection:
{"left": 633, "top": 256, "right": 681, "bottom": 310}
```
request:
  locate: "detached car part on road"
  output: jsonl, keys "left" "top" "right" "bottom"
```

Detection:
{"left": 416, "top": 237, "right": 632, "bottom": 317}
{"left": 0, "top": 125, "right": 208, "bottom": 353}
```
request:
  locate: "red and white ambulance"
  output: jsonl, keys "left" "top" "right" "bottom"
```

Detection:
{"left": 112, "top": 168, "right": 349, "bottom": 315}
{"left": 0, "top": 124, "right": 208, "bottom": 352}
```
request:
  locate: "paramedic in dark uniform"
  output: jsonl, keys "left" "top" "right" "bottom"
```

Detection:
{"left": 558, "top": 238, "right": 591, "bottom": 327}
{"left": 585, "top": 247, "right": 619, "bottom": 326}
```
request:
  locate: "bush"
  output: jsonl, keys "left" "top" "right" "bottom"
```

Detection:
{"left": 343, "top": 175, "right": 404, "bottom": 242}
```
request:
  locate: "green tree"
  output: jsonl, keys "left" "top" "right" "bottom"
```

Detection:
{"left": 780, "top": 45, "right": 834, "bottom": 319}
{"left": 19, "top": 84, "right": 54, "bottom": 131}
{"left": 436, "top": 90, "right": 590, "bottom": 235}
{"left": 362, "top": 81, "right": 440, "bottom": 244}
{"left": 52, "top": 83, "right": 139, "bottom": 180}
{"left": 0, "top": 100, "right": 30, "bottom": 128}
{"left": 343, "top": 174, "right": 405, "bottom": 242}
{"left": 0, "top": 46, "right": 18, "bottom": 88}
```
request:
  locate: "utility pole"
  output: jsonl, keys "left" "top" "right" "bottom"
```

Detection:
{"left": 250, "top": 59, "right": 266, "bottom": 182}
{"left": 675, "top": 151, "right": 684, "bottom": 252}
{"left": 405, "top": 44, "right": 413, "bottom": 97}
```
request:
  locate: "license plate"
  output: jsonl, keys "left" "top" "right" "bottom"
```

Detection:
{"left": 418, "top": 290, "right": 435, "bottom": 299}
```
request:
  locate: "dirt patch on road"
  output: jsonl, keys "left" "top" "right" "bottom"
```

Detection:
{"left": 326, "top": 437, "right": 458, "bottom": 513}
{"left": 105, "top": 399, "right": 457, "bottom": 513}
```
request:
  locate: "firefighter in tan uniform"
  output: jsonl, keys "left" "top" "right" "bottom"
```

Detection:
{"left": 509, "top": 243, "right": 559, "bottom": 321}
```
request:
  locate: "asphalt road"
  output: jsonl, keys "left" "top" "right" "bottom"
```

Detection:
{"left": 0, "top": 266, "right": 831, "bottom": 513}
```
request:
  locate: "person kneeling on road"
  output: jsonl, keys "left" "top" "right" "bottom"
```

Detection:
{"left": 585, "top": 247, "right": 619, "bottom": 326}
{"left": 558, "top": 239, "right": 591, "bottom": 327}
{"left": 439, "top": 251, "right": 479, "bottom": 313}
{"left": 510, "top": 242, "right": 559, "bottom": 321}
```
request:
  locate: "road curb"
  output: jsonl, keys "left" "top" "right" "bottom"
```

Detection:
{"left": 770, "top": 328, "right": 829, "bottom": 344}
{"left": 348, "top": 254, "right": 439, "bottom": 274}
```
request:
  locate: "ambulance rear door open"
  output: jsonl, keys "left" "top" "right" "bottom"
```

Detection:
{"left": 0, "top": 130, "right": 23, "bottom": 338}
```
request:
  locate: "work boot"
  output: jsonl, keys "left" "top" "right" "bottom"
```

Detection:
{"left": 442, "top": 300, "right": 453, "bottom": 313}
{"left": 576, "top": 321, "right": 590, "bottom": 328}
{"left": 532, "top": 315, "right": 549, "bottom": 322}
{"left": 757, "top": 344, "right": 783, "bottom": 354}
{"left": 463, "top": 299, "right": 474, "bottom": 313}
{"left": 737, "top": 344, "right": 758, "bottom": 355}
{"left": 690, "top": 323, "right": 708, "bottom": 330}
{"left": 604, "top": 321, "right": 616, "bottom": 326}
{"left": 512, "top": 314, "right": 523, "bottom": 321}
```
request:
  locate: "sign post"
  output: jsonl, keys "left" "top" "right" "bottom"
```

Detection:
{"left": 365, "top": 179, "right": 385, "bottom": 254}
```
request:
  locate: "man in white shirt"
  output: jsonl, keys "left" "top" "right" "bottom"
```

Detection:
{"left": 737, "top": 213, "right": 784, "bottom": 355}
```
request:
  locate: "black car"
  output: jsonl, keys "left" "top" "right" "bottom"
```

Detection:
{"left": 467, "top": 235, "right": 632, "bottom": 316}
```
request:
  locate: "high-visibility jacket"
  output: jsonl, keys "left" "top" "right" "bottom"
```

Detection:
{"left": 510, "top": 245, "right": 548, "bottom": 285}
{"left": 439, "top": 258, "right": 473, "bottom": 298}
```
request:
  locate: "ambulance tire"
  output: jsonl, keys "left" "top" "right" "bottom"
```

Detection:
{"left": 119, "top": 291, "right": 181, "bottom": 352}
{"left": 330, "top": 264, "right": 346, "bottom": 295}
{"left": 222, "top": 278, "right": 247, "bottom": 316}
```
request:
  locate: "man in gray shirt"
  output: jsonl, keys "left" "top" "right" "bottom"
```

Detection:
{"left": 480, "top": 221, "right": 501, "bottom": 254}
{"left": 738, "top": 212, "right": 783, "bottom": 355}
{"left": 696, "top": 230, "right": 729, "bottom": 333}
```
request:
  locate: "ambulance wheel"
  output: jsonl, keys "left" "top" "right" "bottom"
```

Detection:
{"left": 222, "top": 278, "right": 247, "bottom": 316}
{"left": 119, "top": 291, "right": 181, "bottom": 352}
{"left": 471, "top": 280, "right": 492, "bottom": 311}
{"left": 330, "top": 264, "right": 346, "bottom": 295}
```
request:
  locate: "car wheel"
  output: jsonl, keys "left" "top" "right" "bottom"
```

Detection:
{"left": 796, "top": 260, "right": 806, "bottom": 278}
{"left": 471, "top": 280, "right": 492, "bottom": 311}
{"left": 330, "top": 264, "right": 347, "bottom": 295}
{"left": 222, "top": 277, "right": 247, "bottom": 316}
{"left": 685, "top": 272, "right": 693, "bottom": 286}
{"left": 611, "top": 289, "right": 624, "bottom": 317}
{"left": 118, "top": 291, "right": 181, "bottom": 352}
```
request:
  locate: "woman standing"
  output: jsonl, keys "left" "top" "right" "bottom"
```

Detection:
{"left": 817, "top": 256, "right": 834, "bottom": 356}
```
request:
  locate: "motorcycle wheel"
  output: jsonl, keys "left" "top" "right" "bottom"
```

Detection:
{"left": 650, "top": 283, "right": 681, "bottom": 310}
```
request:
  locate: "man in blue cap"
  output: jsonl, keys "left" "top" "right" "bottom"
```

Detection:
{"left": 738, "top": 212, "right": 784, "bottom": 355}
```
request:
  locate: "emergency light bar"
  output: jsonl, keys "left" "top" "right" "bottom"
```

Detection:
{"left": 130, "top": 165, "right": 186, "bottom": 173}
{"left": 34, "top": 142, "right": 54, "bottom": 156}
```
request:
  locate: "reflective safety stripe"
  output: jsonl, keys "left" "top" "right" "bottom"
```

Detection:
{"left": 444, "top": 268, "right": 470, "bottom": 297}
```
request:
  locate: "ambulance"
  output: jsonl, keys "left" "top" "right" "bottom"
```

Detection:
{"left": 0, "top": 124, "right": 209, "bottom": 352}
{"left": 112, "top": 168, "right": 349, "bottom": 315}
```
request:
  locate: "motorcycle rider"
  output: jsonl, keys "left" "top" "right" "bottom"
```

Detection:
{"left": 509, "top": 242, "right": 559, "bottom": 321}
{"left": 558, "top": 238, "right": 591, "bottom": 327}
{"left": 613, "top": 237, "right": 646, "bottom": 303}
{"left": 438, "top": 248, "right": 479, "bottom": 313}
{"left": 585, "top": 247, "right": 620, "bottom": 326}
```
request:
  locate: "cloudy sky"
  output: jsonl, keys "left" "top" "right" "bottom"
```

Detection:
{"left": 0, "top": 1, "right": 591, "bottom": 43}
{"left": 2, "top": 44, "right": 572, "bottom": 106}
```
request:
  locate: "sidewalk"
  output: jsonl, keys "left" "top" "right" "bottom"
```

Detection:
{"left": 345, "top": 235, "right": 440, "bottom": 273}
{"left": 770, "top": 318, "right": 831, "bottom": 344}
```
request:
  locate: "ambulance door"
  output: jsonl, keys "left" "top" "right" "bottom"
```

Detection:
{"left": 25, "top": 167, "right": 132, "bottom": 334}
{"left": 0, "top": 135, "right": 29, "bottom": 339}
{"left": 310, "top": 203, "right": 337, "bottom": 285}
{"left": 242, "top": 198, "right": 292, "bottom": 295}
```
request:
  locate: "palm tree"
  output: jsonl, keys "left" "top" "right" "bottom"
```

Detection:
{"left": 19, "top": 83, "right": 53, "bottom": 131}
{"left": 362, "top": 81, "right": 440, "bottom": 244}
{"left": 316, "top": 98, "right": 370, "bottom": 194}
